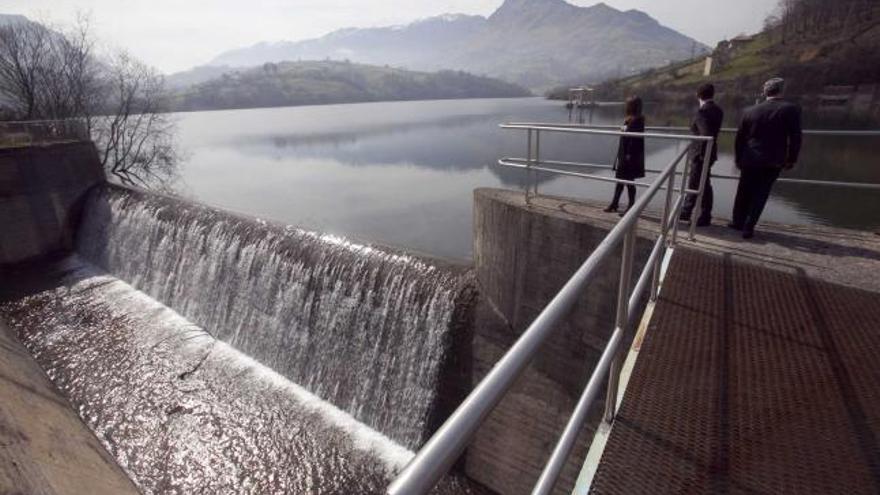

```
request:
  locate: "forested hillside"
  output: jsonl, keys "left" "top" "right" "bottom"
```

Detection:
{"left": 171, "top": 60, "right": 531, "bottom": 112}
{"left": 551, "top": 0, "right": 880, "bottom": 124}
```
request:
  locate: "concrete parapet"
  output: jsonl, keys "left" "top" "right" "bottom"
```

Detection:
{"left": 466, "top": 189, "right": 653, "bottom": 495}
{"left": 0, "top": 142, "right": 104, "bottom": 266}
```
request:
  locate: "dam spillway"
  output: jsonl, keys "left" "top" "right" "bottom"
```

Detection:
{"left": 0, "top": 145, "right": 484, "bottom": 495}
{"left": 75, "top": 185, "right": 474, "bottom": 450}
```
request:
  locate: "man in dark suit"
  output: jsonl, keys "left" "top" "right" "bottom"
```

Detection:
{"left": 731, "top": 78, "right": 802, "bottom": 239}
{"left": 681, "top": 83, "right": 724, "bottom": 226}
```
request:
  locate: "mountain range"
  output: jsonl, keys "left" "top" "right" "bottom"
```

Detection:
{"left": 197, "top": 0, "right": 707, "bottom": 90}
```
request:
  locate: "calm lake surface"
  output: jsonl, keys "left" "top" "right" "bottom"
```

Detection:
{"left": 173, "top": 97, "right": 880, "bottom": 260}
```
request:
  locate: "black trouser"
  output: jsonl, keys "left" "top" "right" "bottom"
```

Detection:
{"left": 732, "top": 167, "right": 781, "bottom": 229}
{"left": 610, "top": 183, "right": 636, "bottom": 209}
{"left": 681, "top": 157, "right": 713, "bottom": 221}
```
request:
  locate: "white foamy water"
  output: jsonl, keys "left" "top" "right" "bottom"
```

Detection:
{"left": 76, "top": 185, "right": 473, "bottom": 449}
{"left": 86, "top": 260, "right": 416, "bottom": 471}
{"left": 218, "top": 344, "right": 415, "bottom": 471}
{"left": 2, "top": 257, "right": 415, "bottom": 493}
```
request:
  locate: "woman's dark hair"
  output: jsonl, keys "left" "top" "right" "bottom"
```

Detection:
{"left": 697, "top": 83, "right": 715, "bottom": 100}
{"left": 624, "top": 96, "right": 643, "bottom": 119}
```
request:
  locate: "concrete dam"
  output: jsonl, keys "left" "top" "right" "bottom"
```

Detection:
{"left": 3, "top": 142, "right": 627, "bottom": 494}
{"left": 7, "top": 133, "right": 878, "bottom": 494}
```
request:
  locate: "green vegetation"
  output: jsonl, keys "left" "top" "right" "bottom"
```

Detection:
{"left": 549, "top": 0, "right": 880, "bottom": 125}
{"left": 171, "top": 60, "right": 531, "bottom": 112}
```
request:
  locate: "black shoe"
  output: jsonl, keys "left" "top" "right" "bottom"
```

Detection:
{"left": 618, "top": 206, "right": 631, "bottom": 217}
{"left": 603, "top": 205, "right": 619, "bottom": 213}
{"left": 696, "top": 217, "right": 712, "bottom": 227}
{"left": 742, "top": 228, "right": 755, "bottom": 239}
{"left": 727, "top": 222, "right": 744, "bottom": 231}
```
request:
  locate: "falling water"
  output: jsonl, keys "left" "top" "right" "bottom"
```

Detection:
{"left": 75, "top": 185, "right": 474, "bottom": 448}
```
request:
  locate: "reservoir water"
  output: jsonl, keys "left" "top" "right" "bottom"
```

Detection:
{"left": 173, "top": 97, "right": 880, "bottom": 260}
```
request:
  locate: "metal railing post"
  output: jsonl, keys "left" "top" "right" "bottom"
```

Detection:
{"left": 534, "top": 130, "right": 541, "bottom": 198}
{"left": 604, "top": 223, "right": 636, "bottom": 423}
{"left": 651, "top": 170, "right": 677, "bottom": 301}
{"left": 526, "top": 129, "right": 533, "bottom": 205}
{"left": 671, "top": 157, "right": 689, "bottom": 245}
{"left": 689, "top": 141, "right": 715, "bottom": 241}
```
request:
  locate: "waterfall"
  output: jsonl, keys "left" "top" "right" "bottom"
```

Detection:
{"left": 75, "top": 185, "right": 473, "bottom": 448}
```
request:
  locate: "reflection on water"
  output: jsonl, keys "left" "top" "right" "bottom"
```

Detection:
{"left": 173, "top": 98, "right": 880, "bottom": 260}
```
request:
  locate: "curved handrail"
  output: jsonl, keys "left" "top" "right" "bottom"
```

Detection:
{"left": 504, "top": 122, "right": 880, "bottom": 137}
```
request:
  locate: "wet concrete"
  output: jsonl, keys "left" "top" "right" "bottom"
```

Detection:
{"left": 0, "top": 314, "right": 139, "bottom": 495}
{"left": 0, "top": 257, "right": 486, "bottom": 495}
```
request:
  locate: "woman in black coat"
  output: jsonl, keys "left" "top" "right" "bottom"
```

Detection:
{"left": 604, "top": 96, "right": 646, "bottom": 214}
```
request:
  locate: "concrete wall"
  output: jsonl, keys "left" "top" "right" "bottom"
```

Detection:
{"left": 465, "top": 189, "right": 652, "bottom": 495}
{"left": 0, "top": 143, "right": 105, "bottom": 266}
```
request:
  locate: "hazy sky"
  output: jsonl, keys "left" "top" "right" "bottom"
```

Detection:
{"left": 5, "top": 0, "right": 777, "bottom": 74}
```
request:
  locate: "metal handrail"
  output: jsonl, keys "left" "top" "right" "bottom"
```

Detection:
{"left": 387, "top": 126, "right": 713, "bottom": 495}
{"left": 501, "top": 123, "right": 714, "bottom": 142}
{"left": 506, "top": 122, "right": 880, "bottom": 137}
{"left": 499, "top": 156, "right": 880, "bottom": 191}
{"left": 389, "top": 122, "right": 878, "bottom": 494}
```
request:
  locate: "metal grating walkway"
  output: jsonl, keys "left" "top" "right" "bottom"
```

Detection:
{"left": 590, "top": 247, "right": 880, "bottom": 494}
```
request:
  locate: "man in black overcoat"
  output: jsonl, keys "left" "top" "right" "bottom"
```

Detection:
{"left": 681, "top": 83, "right": 724, "bottom": 226}
{"left": 731, "top": 78, "right": 802, "bottom": 239}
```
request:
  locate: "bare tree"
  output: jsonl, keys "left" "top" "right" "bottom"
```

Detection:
{"left": 0, "top": 15, "right": 180, "bottom": 188}
{"left": 0, "top": 20, "right": 50, "bottom": 119}
{"left": 44, "top": 15, "right": 103, "bottom": 121}
{"left": 91, "top": 51, "right": 179, "bottom": 187}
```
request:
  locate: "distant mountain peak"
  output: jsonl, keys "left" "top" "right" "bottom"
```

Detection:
{"left": 489, "top": 0, "right": 578, "bottom": 19}
{"left": 623, "top": 8, "right": 659, "bottom": 25}
{"left": 589, "top": 2, "right": 617, "bottom": 11}
{"left": 203, "top": 1, "right": 706, "bottom": 90}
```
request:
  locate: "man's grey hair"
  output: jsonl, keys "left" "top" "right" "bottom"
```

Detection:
{"left": 763, "top": 77, "right": 785, "bottom": 97}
